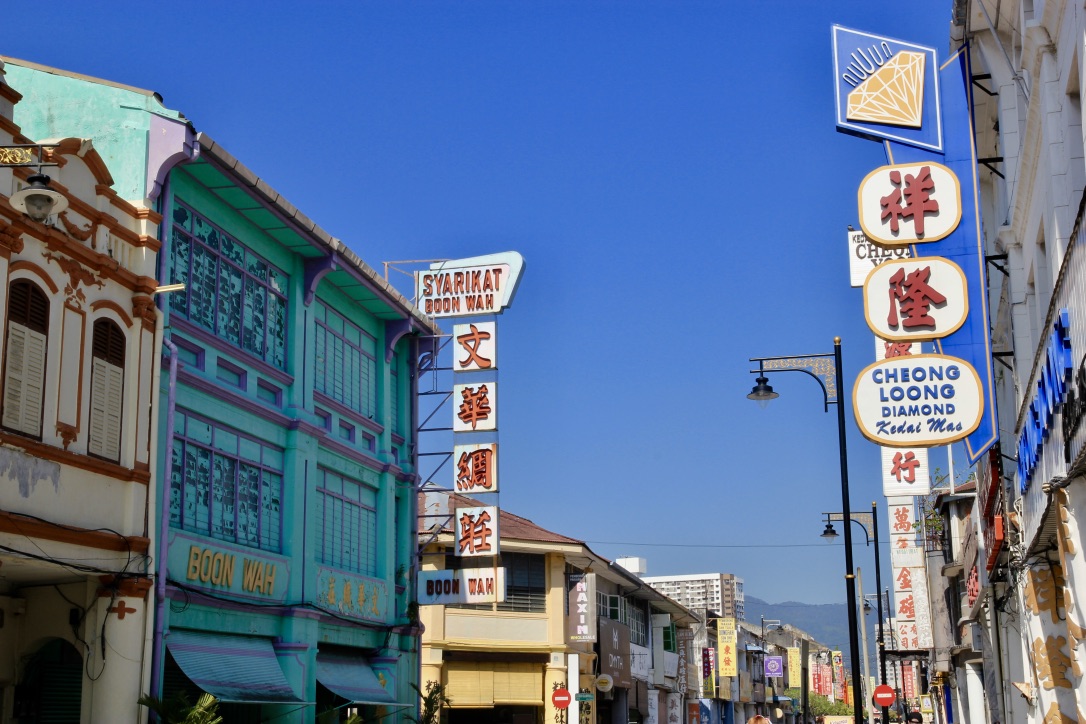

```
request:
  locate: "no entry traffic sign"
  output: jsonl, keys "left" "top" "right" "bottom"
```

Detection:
{"left": 552, "top": 688, "right": 572, "bottom": 709}
{"left": 872, "top": 684, "right": 896, "bottom": 708}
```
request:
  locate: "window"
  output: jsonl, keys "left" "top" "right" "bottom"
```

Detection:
{"left": 450, "top": 552, "right": 546, "bottom": 613}
{"left": 338, "top": 421, "right": 355, "bottom": 442}
{"left": 313, "top": 301, "right": 376, "bottom": 419}
{"left": 169, "top": 411, "right": 283, "bottom": 551}
{"left": 662, "top": 622, "right": 677, "bottom": 653}
{"left": 316, "top": 468, "right": 378, "bottom": 574}
{"left": 2, "top": 280, "right": 48, "bottom": 438}
{"left": 216, "top": 359, "right": 245, "bottom": 389}
{"left": 88, "top": 320, "right": 125, "bottom": 461}
{"left": 390, "top": 352, "right": 400, "bottom": 435}
{"left": 256, "top": 379, "right": 281, "bottom": 406}
{"left": 168, "top": 202, "right": 288, "bottom": 369}
{"left": 628, "top": 601, "right": 647, "bottom": 646}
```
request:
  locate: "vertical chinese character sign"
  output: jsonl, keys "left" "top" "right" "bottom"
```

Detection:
{"left": 717, "top": 618, "right": 737, "bottom": 678}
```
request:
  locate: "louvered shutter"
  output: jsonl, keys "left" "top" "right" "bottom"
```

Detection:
{"left": 3, "top": 322, "right": 46, "bottom": 437}
{"left": 88, "top": 357, "right": 123, "bottom": 461}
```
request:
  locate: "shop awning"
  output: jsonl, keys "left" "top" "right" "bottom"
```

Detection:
{"left": 315, "top": 651, "right": 407, "bottom": 707}
{"left": 166, "top": 630, "right": 303, "bottom": 704}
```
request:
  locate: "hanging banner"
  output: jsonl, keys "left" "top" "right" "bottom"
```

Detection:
{"left": 788, "top": 647, "right": 802, "bottom": 688}
{"left": 717, "top": 618, "right": 738, "bottom": 677}
{"left": 567, "top": 572, "right": 597, "bottom": 642}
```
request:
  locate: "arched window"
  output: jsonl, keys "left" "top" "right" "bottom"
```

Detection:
{"left": 2, "top": 280, "right": 49, "bottom": 438}
{"left": 88, "top": 319, "right": 125, "bottom": 462}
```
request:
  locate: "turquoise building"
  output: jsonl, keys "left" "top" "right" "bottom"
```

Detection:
{"left": 4, "top": 58, "right": 437, "bottom": 723}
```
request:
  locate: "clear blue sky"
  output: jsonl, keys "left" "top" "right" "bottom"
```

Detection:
{"left": 5, "top": 0, "right": 963, "bottom": 605}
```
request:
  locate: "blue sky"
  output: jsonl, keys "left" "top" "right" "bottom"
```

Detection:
{"left": 5, "top": 0, "right": 963, "bottom": 605}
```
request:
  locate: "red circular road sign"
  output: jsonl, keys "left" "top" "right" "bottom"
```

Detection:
{"left": 872, "top": 684, "right": 896, "bottom": 707}
{"left": 552, "top": 688, "right": 572, "bottom": 709}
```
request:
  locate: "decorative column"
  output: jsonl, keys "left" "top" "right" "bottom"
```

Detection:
{"left": 89, "top": 576, "right": 151, "bottom": 723}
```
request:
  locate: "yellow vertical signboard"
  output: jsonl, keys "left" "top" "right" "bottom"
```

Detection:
{"left": 787, "top": 647, "right": 801, "bottom": 688}
{"left": 717, "top": 617, "right": 737, "bottom": 677}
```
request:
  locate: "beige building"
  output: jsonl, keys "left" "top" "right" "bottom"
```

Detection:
{"left": 0, "top": 60, "right": 167, "bottom": 722}
{"left": 418, "top": 493, "right": 697, "bottom": 724}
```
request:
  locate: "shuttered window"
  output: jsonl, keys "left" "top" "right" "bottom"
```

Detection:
{"left": 443, "top": 662, "right": 543, "bottom": 707}
{"left": 88, "top": 319, "right": 125, "bottom": 462}
{"left": 313, "top": 300, "right": 377, "bottom": 418}
{"left": 2, "top": 280, "right": 48, "bottom": 438}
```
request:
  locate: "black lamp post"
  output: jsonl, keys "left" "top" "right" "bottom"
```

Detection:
{"left": 747, "top": 337, "right": 864, "bottom": 724}
{"left": 821, "top": 505, "right": 888, "bottom": 723}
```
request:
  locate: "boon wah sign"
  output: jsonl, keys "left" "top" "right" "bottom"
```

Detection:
{"left": 833, "top": 25, "right": 997, "bottom": 461}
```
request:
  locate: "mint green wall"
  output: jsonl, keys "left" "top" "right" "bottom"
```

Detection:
{"left": 5, "top": 62, "right": 184, "bottom": 200}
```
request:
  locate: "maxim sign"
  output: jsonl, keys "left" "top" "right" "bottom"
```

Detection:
{"left": 853, "top": 354, "right": 983, "bottom": 446}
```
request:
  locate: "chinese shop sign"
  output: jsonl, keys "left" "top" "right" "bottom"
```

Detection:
{"left": 454, "top": 506, "right": 498, "bottom": 557}
{"left": 881, "top": 446, "right": 930, "bottom": 496}
{"left": 600, "top": 617, "right": 632, "bottom": 688}
{"left": 417, "top": 567, "right": 506, "bottom": 605}
{"left": 717, "top": 617, "right": 737, "bottom": 677}
{"left": 863, "top": 257, "right": 968, "bottom": 341}
{"left": 853, "top": 354, "right": 983, "bottom": 446}
{"left": 453, "top": 382, "right": 497, "bottom": 432}
{"left": 453, "top": 443, "right": 498, "bottom": 493}
{"left": 416, "top": 251, "right": 526, "bottom": 318}
{"left": 857, "top": 162, "right": 961, "bottom": 244}
{"left": 788, "top": 647, "right": 801, "bottom": 688}
{"left": 454, "top": 321, "right": 497, "bottom": 371}
{"left": 315, "top": 567, "right": 390, "bottom": 622}
{"left": 568, "top": 572, "right": 597, "bottom": 642}
{"left": 876, "top": 336, "right": 920, "bottom": 359}
{"left": 833, "top": 26, "right": 998, "bottom": 464}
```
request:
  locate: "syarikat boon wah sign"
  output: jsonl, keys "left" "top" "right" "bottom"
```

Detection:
{"left": 416, "top": 251, "right": 526, "bottom": 318}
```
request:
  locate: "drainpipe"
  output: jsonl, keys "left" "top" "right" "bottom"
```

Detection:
{"left": 148, "top": 330, "right": 179, "bottom": 700}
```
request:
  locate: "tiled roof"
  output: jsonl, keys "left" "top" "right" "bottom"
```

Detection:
{"left": 434, "top": 493, "right": 582, "bottom": 545}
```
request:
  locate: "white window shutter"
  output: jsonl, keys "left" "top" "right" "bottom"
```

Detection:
{"left": 3, "top": 322, "right": 46, "bottom": 437}
{"left": 89, "top": 357, "right": 123, "bottom": 461}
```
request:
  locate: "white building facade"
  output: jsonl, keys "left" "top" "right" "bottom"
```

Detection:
{"left": 958, "top": 0, "right": 1086, "bottom": 721}
{"left": 641, "top": 572, "right": 745, "bottom": 622}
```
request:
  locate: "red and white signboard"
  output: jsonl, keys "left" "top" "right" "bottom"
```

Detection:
{"left": 453, "top": 382, "right": 497, "bottom": 433}
{"left": 552, "top": 688, "right": 572, "bottom": 709}
{"left": 849, "top": 229, "right": 912, "bottom": 287}
{"left": 418, "top": 567, "right": 506, "bottom": 604}
{"left": 453, "top": 322, "right": 497, "bottom": 371}
{"left": 863, "top": 257, "right": 968, "bottom": 341}
{"left": 873, "top": 684, "right": 896, "bottom": 708}
{"left": 858, "top": 162, "right": 961, "bottom": 245}
{"left": 453, "top": 443, "right": 498, "bottom": 493}
{"left": 454, "top": 506, "right": 499, "bottom": 557}
{"left": 875, "top": 336, "right": 921, "bottom": 360}
{"left": 881, "top": 446, "right": 930, "bottom": 496}
{"left": 416, "top": 251, "right": 526, "bottom": 318}
{"left": 852, "top": 354, "right": 983, "bottom": 447}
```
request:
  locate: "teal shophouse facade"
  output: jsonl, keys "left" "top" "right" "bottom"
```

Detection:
{"left": 4, "top": 59, "right": 437, "bottom": 723}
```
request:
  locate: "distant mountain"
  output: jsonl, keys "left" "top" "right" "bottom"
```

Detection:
{"left": 742, "top": 595, "right": 883, "bottom": 673}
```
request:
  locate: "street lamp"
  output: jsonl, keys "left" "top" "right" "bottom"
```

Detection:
{"left": 820, "top": 505, "right": 889, "bottom": 723}
{"left": 747, "top": 337, "right": 864, "bottom": 724}
{"left": 1, "top": 144, "right": 67, "bottom": 222}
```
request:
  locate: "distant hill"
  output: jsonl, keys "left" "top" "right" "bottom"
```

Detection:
{"left": 742, "top": 595, "right": 883, "bottom": 672}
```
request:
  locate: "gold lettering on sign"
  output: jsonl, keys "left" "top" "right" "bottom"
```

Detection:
{"left": 185, "top": 545, "right": 236, "bottom": 587}
{"left": 242, "top": 558, "right": 277, "bottom": 595}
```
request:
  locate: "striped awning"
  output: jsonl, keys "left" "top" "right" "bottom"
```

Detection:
{"left": 316, "top": 651, "right": 407, "bottom": 707}
{"left": 166, "top": 630, "right": 303, "bottom": 704}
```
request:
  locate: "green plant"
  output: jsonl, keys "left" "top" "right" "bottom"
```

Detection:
{"left": 138, "top": 692, "right": 222, "bottom": 724}
{"left": 409, "top": 680, "right": 450, "bottom": 724}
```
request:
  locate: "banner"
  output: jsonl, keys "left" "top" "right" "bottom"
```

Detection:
{"left": 717, "top": 618, "right": 737, "bottom": 677}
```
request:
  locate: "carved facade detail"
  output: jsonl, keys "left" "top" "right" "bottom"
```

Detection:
{"left": 43, "top": 249, "right": 105, "bottom": 305}
{"left": 56, "top": 422, "right": 78, "bottom": 450}
{"left": 132, "top": 295, "right": 157, "bottom": 331}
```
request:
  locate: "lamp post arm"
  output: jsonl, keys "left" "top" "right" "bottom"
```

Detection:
{"left": 749, "top": 354, "right": 838, "bottom": 411}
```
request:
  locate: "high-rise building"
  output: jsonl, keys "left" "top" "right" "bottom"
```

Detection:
{"left": 640, "top": 573, "right": 745, "bottom": 621}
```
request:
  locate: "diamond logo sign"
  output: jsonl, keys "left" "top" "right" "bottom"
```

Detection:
{"left": 847, "top": 50, "right": 926, "bottom": 127}
{"left": 832, "top": 26, "right": 942, "bottom": 152}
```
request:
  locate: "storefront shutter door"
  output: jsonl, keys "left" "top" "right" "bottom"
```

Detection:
{"left": 444, "top": 662, "right": 494, "bottom": 706}
{"left": 2, "top": 322, "right": 46, "bottom": 436}
{"left": 493, "top": 662, "right": 543, "bottom": 704}
{"left": 88, "top": 357, "right": 123, "bottom": 460}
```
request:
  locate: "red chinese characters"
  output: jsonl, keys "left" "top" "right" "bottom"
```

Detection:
{"left": 880, "top": 165, "right": 939, "bottom": 237}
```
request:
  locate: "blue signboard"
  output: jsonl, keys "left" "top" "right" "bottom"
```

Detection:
{"left": 881, "top": 46, "right": 998, "bottom": 464}
{"left": 832, "top": 26, "right": 943, "bottom": 152}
